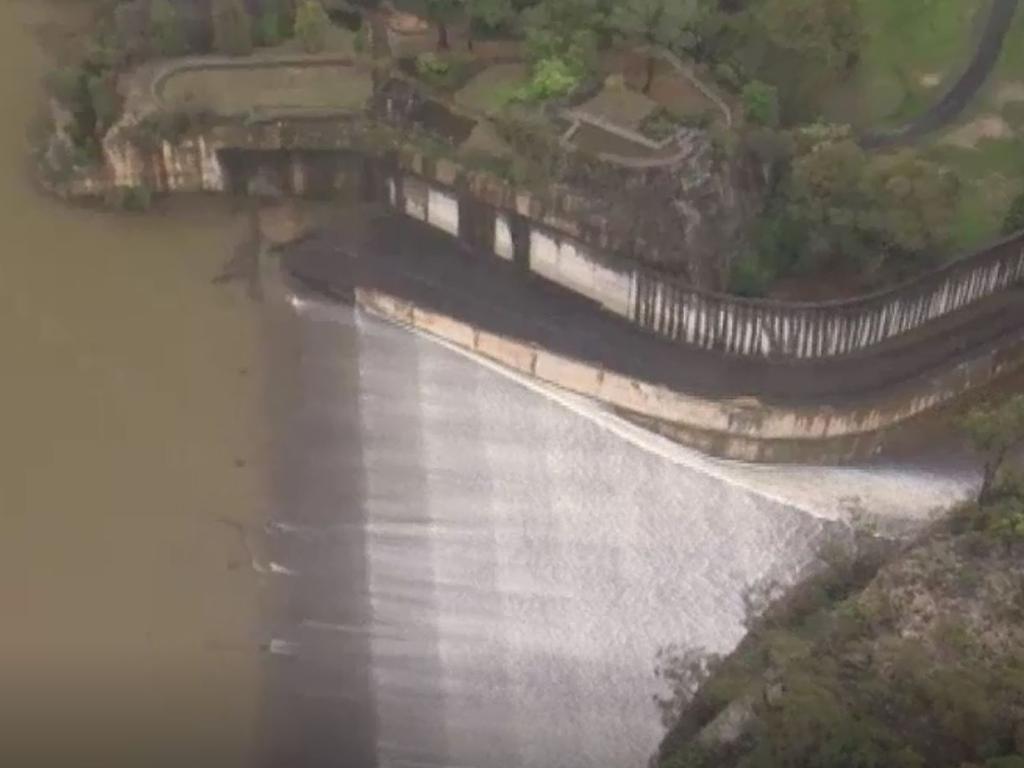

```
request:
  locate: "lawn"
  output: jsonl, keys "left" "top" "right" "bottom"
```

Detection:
{"left": 916, "top": 2, "right": 1024, "bottom": 249}
{"left": 158, "top": 62, "right": 372, "bottom": 116}
{"left": 821, "top": 0, "right": 989, "bottom": 129}
{"left": 453, "top": 63, "right": 529, "bottom": 115}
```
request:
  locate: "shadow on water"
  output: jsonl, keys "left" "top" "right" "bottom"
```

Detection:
{"left": 256, "top": 273, "right": 380, "bottom": 767}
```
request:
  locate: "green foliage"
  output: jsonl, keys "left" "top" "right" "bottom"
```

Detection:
{"left": 607, "top": 0, "right": 701, "bottom": 52}
{"left": 640, "top": 108, "right": 680, "bottom": 141}
{"left": 514, "top": 56, "right": 582, "bottom": 102}
{"left": 863, "top": 150, "right": 960, "bottom": 253}
{"left": 774, "top": 135, "right": 960, "bottom": 278}
{"left": 417, "top": 51, "right": 451, "bottom": 77}
{"left": 295, "top": 0, "right": 332, "bottom": 53}
{"left": 212, "top": 0, "right": 254, "bottom": 56}
{"left": 104, "top": 185, "right": 154, "bottom": 212}
{"left": 86, "top": 72, "right": 122, "bottom": 133}
{"left": 1003, "top": 188, "right": 1024, "bottom": 235}
{"left": 959, "top": 395, "right": 1024, "bottom": 503}
{"left": 713, "top": 62, "right": 741, "bottom": 90}
{"left": 423, "top": 0, "right": 465, "bottom": 49}
{"left": 414, "top": 51, "right": 472, "bottom": 90}
{"left": 523, "top": 0, "right": 602, "bottom": 76}
{"left": 741, "top": 80, "right": 779, "bottom": 127}
{"left": 257, "top": 9, "right": 283, "bottom": 46}
{"left": 755, "top": 0, "right": 862, "bottom": 75}
{"left": 467, "top": 0, "right": 516, "bottom": 33}
{"left": 149, "top": 0, "right": 188, "bottom": 57}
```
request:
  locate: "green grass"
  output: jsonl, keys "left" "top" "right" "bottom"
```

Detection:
{"left": 908, "top": 3, "right": 1024, "bottom": 249}
{"left": 159, "top": 62, "right": 372, "bottom": 116}
{"left": 267, "top": 24, "right": 357, "bottom": 55}
{"left": 821, "top": 0, "right": 988, "bottom": 129}
{"left": 453, "top": 63, "right": 529, "bottom": 115}
{"left": 926, "top": 138, "right": 1024, "bottom": 248}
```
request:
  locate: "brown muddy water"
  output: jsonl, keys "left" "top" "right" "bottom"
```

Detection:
{"left": 0, "top": 2, "right": 269, "bottom": 766}
{"left": 0, "top": 4, "right": 988, "bottom": 768}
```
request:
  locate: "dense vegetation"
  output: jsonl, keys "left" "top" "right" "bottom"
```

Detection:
{"left": 44, "top": 0, "right": 1024, "bottom": 295}
{"left": 657, "top": 395, "right": 1024, "bottom": 768}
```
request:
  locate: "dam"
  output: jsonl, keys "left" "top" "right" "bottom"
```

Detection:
{"left": 257, "top": 270, "right": 972, "bottom": 768}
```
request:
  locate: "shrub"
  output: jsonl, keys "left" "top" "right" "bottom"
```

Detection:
{"left": 257, "top": 9, "right": 283, "bottom": 46}
{"left": 105, "top": 184, "right": 154, "bottom": 212}
{"left": 149, "top": 0, "right": 188, "bottom": 56}
{"left": 742, "top": 79, "right": 780, "bottom": 128}
{"left": 87, "top": 73, "right": 122, "bottom": 133}
{"left": 1003, "top": 188, "right": 1024, "bottom": 235}
{"left": 295, "top": 0, "right": 331, "bottom": 53}
{"left": 640, "top": 108, "right": 680, "bottom": 142}
{"left": 713, "top": 62, "right": 742, "bottom": 90}
{"left": 212, "top": 0, "right": 254, "bottom": 56}
{"left": 514, "top": 57, "right": 581, "bottom": 102}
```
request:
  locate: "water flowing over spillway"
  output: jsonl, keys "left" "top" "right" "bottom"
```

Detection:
{"left": 263, "top": 291, "right": 973, "bottom": 768}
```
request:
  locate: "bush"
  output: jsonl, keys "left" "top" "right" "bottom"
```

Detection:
{"left": 414, "top": 52, "right": 472, "bottom": 91}
{"left": 87, "top": 73, "right": 122, "bottom": 133}
{"left": 294, "top": 0, "right": 331, "bottom": 53}
{"left": 729, "top": 251, "right": 774, "bottom": 297}
{"left": 149, "top": 0, "right": 188, "bottom": 56}
{"left": 105, "top": 185, "right": 154, "bottom": 212}
{"left": 212, "top": 0, "right": 254, "bottom": 56}
{"left": 1003, "top": 188, "right": 1024, "bottom": 235}
{"left": 640, "top": 108, "right": 680, "bottom": 142}
{"left": 514, "top": 57, "right": 581, "bottom": 102}
{"left": 713, "top": 62, "right": 742, "bottom": 90}
{"left": 742, "top": 80, "right": 780, "bottom": 128}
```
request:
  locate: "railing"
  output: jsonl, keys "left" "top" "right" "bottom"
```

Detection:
{"left": 632, "top": 231, "right": 1024, "bottom": 358}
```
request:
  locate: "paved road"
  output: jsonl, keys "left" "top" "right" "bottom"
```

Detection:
{"left": 281, "top": 211, "right": 1024, "bottom": 408}
{"left": 862, "top": 0, "right": 1020, "bottom": 148}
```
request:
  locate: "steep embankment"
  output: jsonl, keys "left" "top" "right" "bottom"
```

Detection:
{"left": 656, "top": 504, "right": 1024, "bottom": 768}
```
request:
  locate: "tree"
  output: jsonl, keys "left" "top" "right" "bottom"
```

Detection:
{"left": 742, "top": 79, "right": 779, "bottom": 127}
{"left": 294, "top": 0, "right": 331, "bottom": 53}
{"left": 959, "top": 395, "right": 1024, "bottom": 504}
{"left": 523, "top": 0, "right": 605, "bottom": 77}
{"left": 467, "top": 0, "right": 516, "bottom": 34}
{"left": 787, "top": 137, "right": 873, "bottom": 268}
{"left": 863, "top": 151, "right": 959, "bottom": 254}
{"left": 423, "top": 0, "right": 465, "bottom": 50}
{"left": 256, "top": 0, "right": 295, "bottom": 46}
{"left": 1003, "top": 189, "right": 1024, "bottom": 235}
{"left": 607, "top": 0, "right": 701, "bottom": 92}
{"left": 212, "top": 0, "right": 254, "bottom": 56}
{"left": 149, "top": 0, "right": 188, "bottom": 56}
{"left": 756, "top": 0, "right": 862, "bottom": 75}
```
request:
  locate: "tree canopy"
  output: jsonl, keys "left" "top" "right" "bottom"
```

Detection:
{"left": 211, "top": 0, "right": 254, "bottom": 56}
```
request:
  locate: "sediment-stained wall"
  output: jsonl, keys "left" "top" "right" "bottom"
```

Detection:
{"left": 383, "top": 167, "right": 1024, "bottom": 361}
{"left": 352, "top": 285, "right": 1024, "bottom": 462}
{"left": 87, "top": 125, "right": 1024, "bottom": 364}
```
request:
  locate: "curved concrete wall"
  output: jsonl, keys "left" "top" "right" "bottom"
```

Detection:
{"left": 95, "top": 129, "right": 1024, "bottom": 366}
{"left": 385, "top": 167, "right": 1024, "bottom": 361}
{"left": 354, "top": 286, "right": 1024, "bottom": 463}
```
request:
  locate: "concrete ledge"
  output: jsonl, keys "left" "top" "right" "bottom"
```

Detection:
{"left": 353, "top": 286, "right": 1024, "bottom": 463}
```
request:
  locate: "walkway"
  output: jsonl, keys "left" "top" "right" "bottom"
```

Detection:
{"left": 862, "top": 0, "right": 1020, "bottom": 148}
{"left": 281, "top": 210, "right": 1024, "bottom": 409}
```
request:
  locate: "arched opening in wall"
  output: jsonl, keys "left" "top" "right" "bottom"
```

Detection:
{"left": 215, "top": 149, "right": 374, "bottom": 202}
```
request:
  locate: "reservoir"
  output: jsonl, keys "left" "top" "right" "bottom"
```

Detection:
{"left": 0, "top": 3, "right": 974, "bottom": 766}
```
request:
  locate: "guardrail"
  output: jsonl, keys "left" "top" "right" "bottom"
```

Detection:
{"left": 632, "top": 231, "right": 1024, "bottom": 358}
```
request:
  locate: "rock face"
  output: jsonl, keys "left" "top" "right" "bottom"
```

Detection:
{"left": 556, "top": 134, "right": 757, "bottom": 290}
{"left": 52, "top": 84, "right": 757, "bottom": 291}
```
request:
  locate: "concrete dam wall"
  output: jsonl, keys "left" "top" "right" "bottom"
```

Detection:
{"left": 81, "top": 129, "right": 1024, "bottom": 460}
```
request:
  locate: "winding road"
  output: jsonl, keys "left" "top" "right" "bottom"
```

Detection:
{"left": 862, "top": 0, "right": 1020, "bottom": 148}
